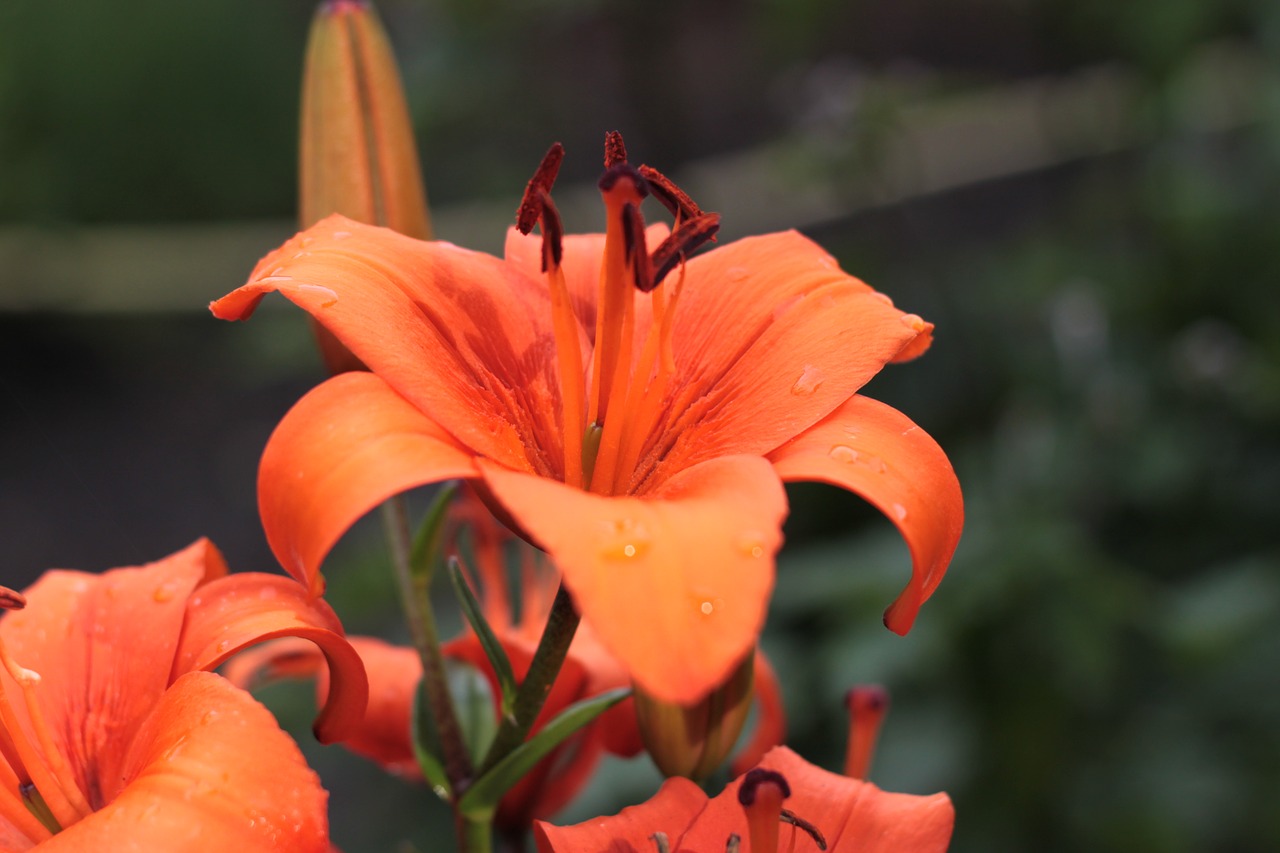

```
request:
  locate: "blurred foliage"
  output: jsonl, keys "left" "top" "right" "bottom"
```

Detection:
{"left": 4, "top": 0, "right": 1280, "bottom": 852}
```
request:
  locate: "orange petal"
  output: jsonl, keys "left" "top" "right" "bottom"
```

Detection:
{"left": 326, "top": 637, "right": 421, "bottom": 778}
{"left": 768, "top": 395, "right": 963, "bottom": 634}
{"left": 258, "top": 371, "right": 478, "bottom": 593}
{"left": 479, "top": 455, "right": 788, "bottom": 705}
{"left": 39, "top": 672, "right": 329, "bottom": 853}
{"left": 680, "top": 746, "right": 954, "bottom": 853}
{"left": 212, "top": 216, "right": 560, "bottom": 474}
{"left": 171, "top": 573, "right": 369, "bottom": 745}
{"left": 646, "top": 232, "right": 926, "bottom": 486}
{"left": 533, "top": 775, "right": 709, "bottom": 853}
{"left": 729, "top": 652, "right": 786, "bottom": 776}
{"left": 0, "top": 540, "right": 224, "bottom": 804}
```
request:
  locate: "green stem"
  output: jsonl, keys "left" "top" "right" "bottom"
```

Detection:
{"left": 382, "top": 496, "right": 474, "bottom": 788}
{"left": 478, "top": 584, "right": 581, "bottom": 774}
{"left": 458, "top": 810, "right": 494, "bottom": 853}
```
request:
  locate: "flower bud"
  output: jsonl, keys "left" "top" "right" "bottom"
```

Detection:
{"left": 633, "top": 651, "right": 754, "bottom": 781}
{"left": 299, "top": 0, "right": 432, "bottom": 372}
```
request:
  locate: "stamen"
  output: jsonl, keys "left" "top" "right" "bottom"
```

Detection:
{"left": 638, "top": 164, "right": 705, "bottom": 223}
{"left": 537, "top": 189, "right": 565, "bottom": 272}
{"left": 533, "top": 189, "right": 584, "bottom": 488}
{"left": 604, "top": 129, "right": 628, "bottom": 167}
{"left": 780, "top": 810, "right": 828, "bottom": 850}
{"left": 843, "top": 685, "right": 889, "bottom": 779}
{"left": 622, "top": 202, "right": 654, "bottom": 292}
{"left": 0, "top": 588, "right": 26, "bottom": 611}
{"left": 515, "top": 142, "right": 565, "bottom": 234}
{"left": 739, "top": 768, "right": 789, "bottom": 853}
{"left": 650, "top": 212, "right": 721, "bottom": 288}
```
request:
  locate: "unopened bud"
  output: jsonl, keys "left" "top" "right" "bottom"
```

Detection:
{"left": 634, "top": 651, "right": 754, "bottom": 781}
{"left": 299, "top": 0, "right": 432, "bottom": 372}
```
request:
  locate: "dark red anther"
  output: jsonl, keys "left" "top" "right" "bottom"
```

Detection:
{"left": 622, "top": 202, "right": 654, "bottom": 291}
{"left": 516, "top": 142, "right": 566, "bottom": 234}
{"left": 638, "top": 165, "right": 705, "bottom": 223}
{"left": 781, "top": 810, "right": 829, "bottom": 851}
{"left": 649, "top": 212, "right": 721, "bottom": 287}
{"left": 604, "top": 130, "right": 628, "bottom": 167}
{"left": 0, "top": 586, "right": 26, "bottom": 611}
{"left": 738, "top": 768, "right": 790, "bottom": 805}
{"left": 538, "top": 189, "right": 564, "bottom": 272}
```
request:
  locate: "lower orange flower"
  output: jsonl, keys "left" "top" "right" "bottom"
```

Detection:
{"left": 0, "top": 540, "right": 367, "bottom": 850}
{"left": 535, "top": 745, "right": 954, "bottom": 853}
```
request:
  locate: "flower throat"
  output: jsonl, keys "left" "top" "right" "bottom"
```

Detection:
{"left": 515, "top": 131, "right": 720, "bottom": 495}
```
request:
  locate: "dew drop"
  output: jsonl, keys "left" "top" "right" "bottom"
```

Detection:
{"left": 736, "top": 532, "right": 766, "bottom": 559}
{"left": 297, "top": 284, "right": 339, "bottom": 308}
{"left": 700, "top": 601, "right": 714, "bottom": 616}
{"left": 600, "top": 518, "right": 651, "bottom": 561}
{"left": 331, "top": 230, "right": 352, "bottom": 239}
{"left": 215, "top": 640, "right": 230, "bottom": 653}
{"left": 892, "top": 503, "right": 908, "bottom": 521}
{"left": 791, "top": 365, "right": 825, "bottom": 396}
{"left": 829, "top": 445, "right": 859, "bottom": 463}
{"left": 152, "top": 585, "right": 175, "bottom": 603}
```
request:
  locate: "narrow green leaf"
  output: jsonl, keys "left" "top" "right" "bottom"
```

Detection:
{"left": 409, "top": 481, "right": 459, "bottom": 585}
{"left": 457, "top": 688, "right": 630, "bottom": 819}
{"left": 447, "top": 555, "right": 519, "bottom": 719}
{"left": 445, "top": 658, "right": 499, "bottom": 764}
{"left": 411, "top": 676, "right": 453, "bottom": 800}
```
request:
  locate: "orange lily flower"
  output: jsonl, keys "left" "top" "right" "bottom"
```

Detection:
{"left": 211, "top": 133, "right": 963, "bottom": 705}
{"left": 534, "top": 745, "right": 954, "bottom": 853}
{"left": 0, "top": 540, "right": 367, "bottom": 850}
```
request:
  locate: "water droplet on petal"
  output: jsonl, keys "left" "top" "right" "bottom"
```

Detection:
{"left": 297, "top": 284, "right": 339, "bottom": 307}
{"left": 152, "top": 585, "right": 175, "bottom": 603}
{"left": 735, "top": 532, "right": 767, "bottom": 559}
{"left": 215, "top": 640, "right": 230, "bottom": 654}
{"left": 331, "top": 230, "right": 352, "bottom": 239}
{"left": 600, "top": 518, "right": 651, "bottom": 561}
{"left": 700, "top": 601, "right": 714, "bottom": 615}
{"left": 829, "top": 445, "right": 859, "bottom": 463}
{"left": 791, "top": 365, "right": 825, "bottom": 396}
{"left": 892, "top": 503, "right": 908, "bottom": 521}
{"left": 900, "top": 313, "right": 927, "bottom": 332}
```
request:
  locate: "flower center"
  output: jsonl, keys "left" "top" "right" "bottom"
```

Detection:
{"left": 515, "top": 131, "right": 720, "bottom": 496}
{"left": 0, "top": 587, "right": 94, "bottom": 841}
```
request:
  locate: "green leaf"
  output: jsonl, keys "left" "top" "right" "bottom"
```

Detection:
{"left": 445, "top": 658, "right": 499, "bottom": 764}
{"left": 456, "top": 688, "right": 630, "bottom": 819}
{"left": 447, "top": 555, "right": 519, "bottom": 720}
{"left": 411, "top": 676, "right": 453, "bottom": 800}
{"left": 409, "top": 481, "right": 459, "bottom": 585}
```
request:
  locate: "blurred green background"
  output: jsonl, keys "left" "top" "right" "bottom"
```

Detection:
{"left": 2, "top": 1, "right": 1279, "bottom": 851}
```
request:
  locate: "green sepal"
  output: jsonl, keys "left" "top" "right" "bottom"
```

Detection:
{"left": 456, "top": 687, "right": 630, "bottom": 819}
{"left": 411, "top": 676, "right": 453, "bottom": 800}
{"left": 409, "top": 481, "right": 459, "bottom": 585}
{"left": 446, "top": 556, "right": 519, "bottom": 721}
